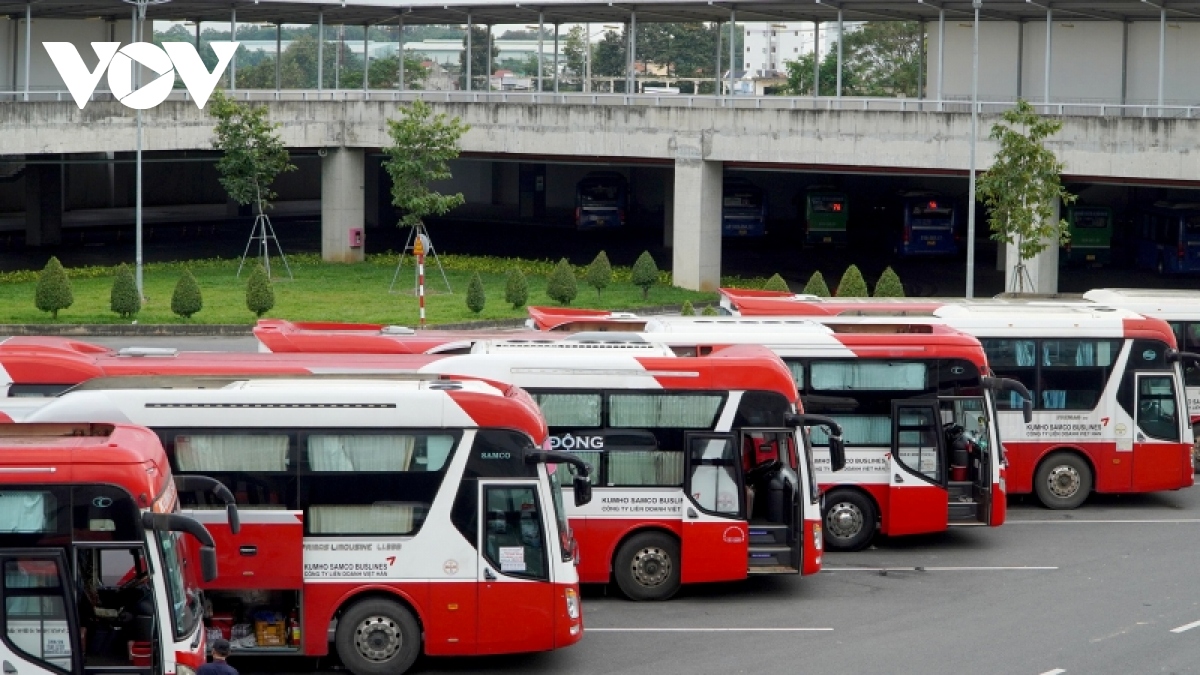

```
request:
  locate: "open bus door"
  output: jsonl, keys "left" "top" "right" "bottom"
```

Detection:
{"left": 886, "top": 402, "right": 950, "bottom": 536}
{"left": 0, "top": 550, "right": 84, "bottom": 675}
{"left": 739, "top": 429, "right": 802, "bottom": 574}
{"left": 682, "top": 434, "right": 749, "bottom": 583}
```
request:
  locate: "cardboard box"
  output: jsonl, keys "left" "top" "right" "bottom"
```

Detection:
{"left": 255, "top": 619, "right": 286, "bottom": 647}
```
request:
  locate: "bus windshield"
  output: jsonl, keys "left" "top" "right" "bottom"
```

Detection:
{"left": 154, "top": 529, "right": 202, "bottom": 640}
{"left": 579, "top": 183, "right": 619, "bottom": 205}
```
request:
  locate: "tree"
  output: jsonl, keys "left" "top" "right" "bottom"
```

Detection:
{"left": 35, "top": 256, "right": 73, "bottom": 320}
{"left": 836, "top": 265, "right": 869, "bottom": 297}
{"left": 680, "top": 300, "right": 696, "bottom": 316}
{"left": 505, "top": 268, "right": 529, "bottom": 309}
{"left": 563, "top": 26, "right": 588, "bottom": 81}
{"left": 459, "top": 25, "right": 500, "bottom": 89}
{"left": 781, "top": 21, "right": 921, "bottom": 97}
{"left": 585, "top": 251, "right": 613, "bottom": 300}
{"left": 245, "top": 264, "right": 275, "bottom": 317}
{"left": 171, "top": 268, "right": 203, "bottom": 319}
{"left": 630, "top": 251, "right": 659, "bottom": 301}
{"left": 109, "top": 263, "right": 141, "bottom": 319}
{"left": 701, "top": 305, "right": 719, "bottom": 316}
{"left": 802, "top": 271, "right": 831, "bottom": 297}
{"left": 873, "top": 267, "right": 905, "bottom": 297}
{"left": 209, "top": 90, "right": 297, "bottom": 279}
{"left": 977, "top": 99, "right": 1075, "bottom": 292}
{"left": 466, "top": 272, "right": 486, "bottom": 314}
{"left": 592, "top": 29, "right": 627, "bottom": 89}
{"left": 382, "top": 100, "right": 469, "bottom": 230}
{"left": 762, "top": 273, "right": 790, "bottom": 293}
{"left": 546, "top": 258, "right": 578, "bottom": 305}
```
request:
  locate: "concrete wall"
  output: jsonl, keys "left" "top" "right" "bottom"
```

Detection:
{"left": 932, "top": 21, "right": 1021, "bottom": 101}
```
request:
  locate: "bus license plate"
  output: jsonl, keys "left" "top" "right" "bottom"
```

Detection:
{"left": 823, "top": 236, "right": 832, "bottom": 243}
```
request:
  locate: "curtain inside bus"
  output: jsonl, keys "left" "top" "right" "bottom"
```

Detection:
{"left": 175, "top": 435, "right": 288, "bottom": 472}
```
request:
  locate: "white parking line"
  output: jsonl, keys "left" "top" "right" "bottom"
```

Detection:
{"left": 1008, "top": 519, "right": 1200, "bottom": 524}
{"left": 1038, "top": 669, "right": 1066, "bottom": 675}
{"left": 1170, "top": 620, "right": 1200, "bottom": 634}
{"left": 823, "top": 566, "right": 1058, "bottom": 572}
{"left": 587, "top": 627, "right": 833, "bottom": 633}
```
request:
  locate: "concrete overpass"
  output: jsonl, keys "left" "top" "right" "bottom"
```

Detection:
{"left": 7, "top": 93, "right": 1200, "bottom": 290}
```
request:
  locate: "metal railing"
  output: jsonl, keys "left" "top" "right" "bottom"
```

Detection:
{"left": 1, "top": 89, "right": 1197, "bottom": 119}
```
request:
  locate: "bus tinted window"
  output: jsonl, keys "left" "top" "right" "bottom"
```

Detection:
{"left": 70, "top": 486, "right": 141, "bottom": 542}
{"left": 533, "top": 393, "right": 602, "bottom": 427}
{"left": 168, "top": 433, "right": 295, "bottom": 508}
{"left": 810, "top": 361, "right": 927, "bottom": 391}
{"left": 810, "top": 415, "right": 890, "bottom": 447}
{"left": 3, "top": 556, "right": 73, "bottom": 672}
{"left": 483, "top": 486, "right": 548, "bottom": 580}
{"left": 1138, "top": 375, "right": 1181, "bottom": 442}
{"left": 609, "top": 394, "right": 723, "bottom": 428}
{"left": 1073, "top": 212, "right": 1109, "bottom": 229}
{"left": 810, "top": 196, "right": 844, "bottom": 213}
{"left": 0, "top": 492, "right": 57, "bottom": 533}
{"left": 451, "top": 430, "right": 540, "bottom": 548}
{"left": 983, "top": 339, "right": 1120, "bottom": 411}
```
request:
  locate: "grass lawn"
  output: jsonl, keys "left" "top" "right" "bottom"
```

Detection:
{"left": 0, "top": 253, "right": 746, "bottom": 325}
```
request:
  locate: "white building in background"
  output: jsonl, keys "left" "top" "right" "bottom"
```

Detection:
{"left": 237, "top": 36, "right": 561, "bottom": 68}
{"left": 741, "top": 21, "right": 865, "bottom": 76}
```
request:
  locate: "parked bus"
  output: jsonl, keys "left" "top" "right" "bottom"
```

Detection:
{"left": 1063, "top": 206, "right": 1114, "bottom": 266}
{"left": 895, "top": 193, "right": 959, "bottom": 257}
{"left": 804, "top": 188, "right": 848, "bottom": 246}
{"left": 0, "top": 422, "right": 234, "bottom": 675}
{"left": 0, "top": 339, "right": 838, "bottom": 601}
{"left": 250, "top": 316, "right": 1023, "bottom": 552}
{"left": 575, "top": 172, "right": 628, "bottom": 230}
{"left": 13, "top": 376, "right": 589, "bottom": 675}
{"left": 1135, "top": 202, "right": 1200, "bottom": 275}
{"left": 717, "top": 290, "right": 1196, "bottom": 510}
{"left": 722, "top": 178, "right": 767, "bottom": 237}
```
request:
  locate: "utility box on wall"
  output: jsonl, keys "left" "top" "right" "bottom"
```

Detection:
{"left": 349, "top": 227, "right": 364, "bottom": 248}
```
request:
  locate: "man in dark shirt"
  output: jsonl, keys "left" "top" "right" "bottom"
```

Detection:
{"left": 198, "top": 638, "right": 238, "bottom": 675}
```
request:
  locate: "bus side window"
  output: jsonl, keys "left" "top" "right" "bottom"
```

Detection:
{"left": 2, "top": 556, "right": 74, "bottom": 672}
{"left": 482, "top": 486, "right": 547, "bottom": 580}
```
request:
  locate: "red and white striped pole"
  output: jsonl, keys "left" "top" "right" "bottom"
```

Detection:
{"left": 414, "top": 234, "right": 426, "bottom": 328}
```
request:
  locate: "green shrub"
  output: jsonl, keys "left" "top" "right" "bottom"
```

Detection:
{"left": 171, "top": 268, "right": 203, "bottom": 319}
{"left": 631, "top": 251, "right": 659, "bottom": 301}
{"left": 109, "top": 263, "right": 141, "bottom": 319}
{"left": 585, "top": 251, "right": 613, "bottom": 300}
{"left": 546, "top": 258, "right": 578, "bottom": 305}
{"left": 762, "top": 273, "right": 790, "bottom": 293}
{"left": 701, "top": 305, "right": 719, "bottom": 316}
{"left": 836, "top": 265, "right": 869, "bottom": 297}
{"left": 466, "top": 272, "right": 486, "bottom": 314}
{"left": 504, "top": 268, "right": 529, "bottom": 309}
{"left": 245, "top": 264, "right": 275, "bottom": 317}
{"left": 680, "top": 300, "right": 695, "bottom": 316}
{"left": 873, "top": 266, "right": 906, "bottom": 298}
{"left": 34, "top": 256, "right": 73, "bottom": 320}
{"left": 802, "top": 271, "right": 831, "bottom": 297}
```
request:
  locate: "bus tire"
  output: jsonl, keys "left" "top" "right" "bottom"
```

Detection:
{"left": 614, "top": 531, "right": 681, "bottom": 601}
{"left": 822, "top": 489, "right": 876, "bottom": 552}
{"left": 1034, "top": 452, "right": 1093, "bottom": 510}
{"left": 335, "top": 597, "right": 422, "bottom": 675}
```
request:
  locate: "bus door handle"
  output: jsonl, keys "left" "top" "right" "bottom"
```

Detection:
{"left": 894, "top": 474, "right": 905, "bottom": 484}
{"left": 686, "top": 507, "right": 698, "bottom": 519}
{"left": 4, "top": 660, "right": 16, "bottom": 674}
{"left": 484, "top": 567, "right": 497, "bottom": 581}
{"left": 239, "top": 545, "right": 258, "bottom": 556}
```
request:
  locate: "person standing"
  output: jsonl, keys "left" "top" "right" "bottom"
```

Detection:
{"left": 198, "top": 639, "right": 238, "bottom": 675}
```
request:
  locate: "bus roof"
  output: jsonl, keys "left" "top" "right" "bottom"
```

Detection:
{"left": 253, "top": 319, "right": 522, "bottom": 355}
{"left": 1083, "top": 288, "right": 1200, "bottom": 319}
{"left": 0, "top": 423, "right": 170, "bottom": 497}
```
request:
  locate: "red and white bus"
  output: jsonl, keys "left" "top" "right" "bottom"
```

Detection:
{"left": 12, "top": 376, "right": 589, "bottom": 675}
{"left": 0, "top": 422, "right": 235, "bottom": 675}
{"left": 717, "top": 289, "right": 1196, "bottom": 509}
{"left": 251, "top": 316, "right": 1025, "bottom": 552}
{"left": 0, "top": 339, "right": 838, "bottom": 601}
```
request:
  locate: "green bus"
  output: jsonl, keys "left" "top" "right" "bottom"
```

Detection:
{"left": 1061, "top": 206, "right": 1113, "bottom": 266}
{"left": 804, "top": 189, "right": 848, "bottom": 245}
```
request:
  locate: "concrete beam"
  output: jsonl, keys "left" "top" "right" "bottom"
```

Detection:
{"left": 671, "top": 136, "right": 721, "bottom": 292}
{"left": 321, "top": 147, "right": 365, "bottom": 263}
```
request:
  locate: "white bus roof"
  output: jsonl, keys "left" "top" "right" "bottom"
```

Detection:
{"left": 470, "top": 338, "right": 677, "bottom": 356}
{"left": 1083, "top": 288, "right": 1200, "bottom": 319}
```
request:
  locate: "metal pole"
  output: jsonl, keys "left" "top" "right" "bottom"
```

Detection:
{"left": 916, "top": 20, "right": 924, "bottom": 100}
{"left": 836, "top": 10, "right": 844, "bottom": 98}
{"left": 335, "top": 24, "right": 342, "bottom": 89}
{"left": 1158, "top": 7, "right": 1166, "bottom": 111}
{"left": 317, "top": 12, "right": 324, "bottom": 90}
{"left": 398, "top": 17, "right": 404, "bottom": 91}
{"left": 630, "top": 11, "right": 637, "bottom": 94}
{"left": 715, "top": 21, "right": 722, "bottom": 96}
{"left": 195, "top": 20, "right": 200, "bottom": 48}
{"left": 553, "top": 23, "right": 559, "bottom": 93}
{"left": 586, "top": 23, "right": 592, "bottom": 93}
{"left": 22, "top": 3, "right": 29, "bottom": 101}
{"left": 363, "top": 24, "right": 370, "bottom": 91}
{"left": 728, "top": 10, "right": 735, "bottom": 97}
{"left": 276, "top": 22, "right": 282, "bottom": 92}
{"left": 538, "top": 11, "right": 544, "bottom": 92}
{"left": 133, "top": 2, "right": 146, "bottom": 300}
{"left": 813, "top": 19, "right": 820, "bottom": 96}
{"left": 487, "top": 24, "right": 493, "bottom": 91}
{"left": 1120, "top": 20, "right": 1128, "bottom": 107}
{"left": 937, "top": 8, "right": 945, "bottom": 110}
{"left": 966, "top": 0, "right": 980, "bottom": 299}
{"left": 466, "top": 13, "right": 472, "bottom": 92}
{"left": 229, "top": 8, "right": 237, "bottom": 91}
{"left": 1043, "top": 7, "right": 1051, "bottom": 105}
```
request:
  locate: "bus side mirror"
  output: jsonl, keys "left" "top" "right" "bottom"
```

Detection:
{"left": 573, "top": 475, "right": 593, "bottom": 507}
{"left": 1022, "top": 400, "right": 1033, "bottom": 425}
{"left": 828, "top": 436, "right": 847, "bottom": 472}
{"left": 200, "top": 547, "right": 218, "bottom": 583}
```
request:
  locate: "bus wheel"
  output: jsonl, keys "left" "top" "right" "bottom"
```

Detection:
{"left": 1034, "top": 452, "right": 1092, "bottom": 510}
{"left": 614, "top": 532, "right": 681, "bottom": 601}
{"left": 335, "top": 598, "right": 422, "bottom": 675}
{"left": 822, "top": 489, "right": 876, "bottom": 552}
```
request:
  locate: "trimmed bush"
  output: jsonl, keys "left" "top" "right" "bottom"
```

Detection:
{"left": 873, "top": 266, "right": 906, "bottom": 298}
{"left": 802, "top": 271, "right": 832, "bottom": 298}
{"left": 836, "top": 265, "right": 869, "bottom": 297}
{"left": 34, "top": 256, "right": 73, "bottom": 320}
{"left": 546, "top": 258, "right": 578, "bottom": 305}
{"left": 762, "top": 273, "right": 790, "bottom": 293}
{"left": 701, "top": 305, "right": 719, "bottom": 316}
{"left": 504, "top": 268, "right": 529, "bottom": 309}
{"left": 680, "top": 300, "right": 695, "bottom": 316}
{"left": 245, "top": 264, "right": 275, "bottom": 317}
{"left": 171, "top": 269, "right": 203, "bottom": 319}
{"left": 585, "top": 251, "right": 613, "bottom": 300}
{"left": 466, "top": 272, "right": 486, "bottom": 314}
{"left": 631, "top": 251, "right": 659, "bottom": 301}
{"left": 109, "top": 263, "right": 141, "bottom": 319}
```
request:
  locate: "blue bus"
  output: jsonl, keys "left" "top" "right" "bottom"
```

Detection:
{"left": 722, "top": 177, "right": 767, "bottom": 237}
{"left": 575, "top": 171, "right": 628, "bottom": 230}
{"left": 894, "top": 192, "right": 959, "bottom": 257}
{"left": 1136, "top": 202, "right": 1200, "bottom": 275}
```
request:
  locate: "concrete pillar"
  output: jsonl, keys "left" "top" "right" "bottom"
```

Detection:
{"left": 25, "top": 161, "right": 63, "bottom": 247}
{"left": 671, "top": 138, "right": 721, "bottom": 292}
{"left": 321, "top": 147, "right": 365, "bottom": 263}
{"left": 1004, "top": 198, "right": 1059, "bottom": 294}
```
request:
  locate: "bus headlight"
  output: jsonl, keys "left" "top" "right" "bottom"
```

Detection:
{"left": 565, "top": 588, "right": 580, "bottom": 620}
{"left": 813, "top": 523, "right": 823, "bottom": 551}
